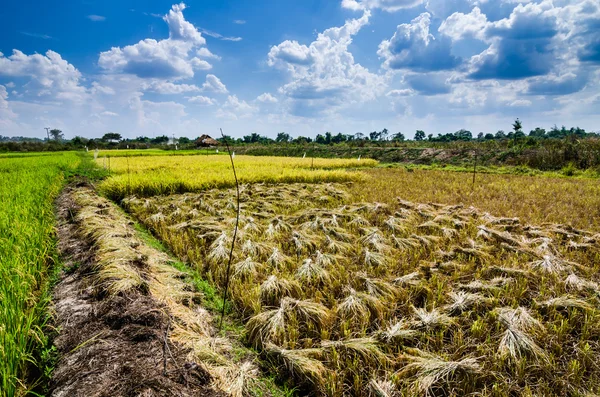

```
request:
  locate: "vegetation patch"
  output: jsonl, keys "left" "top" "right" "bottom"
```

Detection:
{"left": 97, "top": 155, "right": 377, "bottom": 201}
{"left": 123, "top": 182, "right": 600, "bottom": 396}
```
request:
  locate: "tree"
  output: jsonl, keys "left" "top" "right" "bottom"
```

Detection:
{"left": 151, "top": 135, "right": 169, "bottom": 144}
{"left": 276, "top": 132, "right": 291, "bottom": 143}
{"left": 392, "top": 132, "right": 405, "bottom": 142}
{"left": 512, "top": 118, "right": 523, "bottom": 134}
{"left": 477, "top": 132, "right": 484, "bottom": 140}
{"left": 102, "top": 132, "right": 122, "bottom": 142}
{"left": 354, "top": 132, "right": 365, "bottom": 141}
{"left": 315, "top": 134, "right": 327, "bottom": 144}
{"left": 179, "top": 137, "right": 191, "bottom": 144}
{"left": 331, "top": 133, "right": 347, "bottom": 144}
{"left": 454, "top": 129, "right": 472, "bottom": 141}
{"left": 49, "top": 129, "right": 63, "bottom": 142}
{"left": 369, "top": 131, "right": 381, "bottom": 141}
{"left": 414, "top": 130, "right": 426, "bottom": 141}
{"left": 529, "top": 128, "right": 546, "bottom": 138}
{"left": 484, "top": 133, "right": 495, "bottom": 140}
{"left": 495, "top": 130, "right": 507, "bottom": 140}
{"left": 380, "top": 128, "right": 389, "bottom": 141}
{"left": 512, "top": 118, "right": 523, "bottom": 142}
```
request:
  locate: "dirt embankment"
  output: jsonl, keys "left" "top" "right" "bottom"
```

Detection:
{"left": 50, "top": 183, "right": 225, "bottom": 397}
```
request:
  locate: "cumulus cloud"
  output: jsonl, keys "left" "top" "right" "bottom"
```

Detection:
{"left": 0, "top": 50, "right": 86, "bottom": 100}
{"left": 257, "top": 93, "right": 278, "bottom": 103}
{"left": 527, "top": 73, "right": 589, "bottom": 96}
{"left": 197, "top": 47, "right": 221, "bottom": 60}
{"left": 87, "top": 15, "right": 106, "bottom": 21}
{"left": 201, "top": 74, "right": 228, "bottom": 93}
{"left": 439, "top": 7, "right": 487, "bottom": 41}
{"left": 142, "top": 81, "right": 201, "bottom": 94}
{"left": 98, "top": 3, "right": 212, "bottom": 79}
{"left": 268, "top": 11, "right": 387, "bottom": 116}
{"left": 341, "top": 0, "right": 423, "bottom": 12}
{"left": 405, "top": 73, "right": 452, "bottom": 95}
{"left": 378, "top": 13, "right": 460, "bottom": 72}
{"left": 100, "top": 110, "right": 118, "bottom": 116}
{"left": 386, "top": 89, "right": 414, "bottom": 96}
{"left": 467, "top": 2, "right": 558, "bottom": 80}
{"left": 216, "top": 95, "right": 256, "bottom": 119}
{"left": 188, "top": 95, "right": 215, "bottom": 105}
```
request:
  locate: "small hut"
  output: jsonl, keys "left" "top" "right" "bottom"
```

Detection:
{"left": 195, "top": 134, "right": 219, "bottom": 147}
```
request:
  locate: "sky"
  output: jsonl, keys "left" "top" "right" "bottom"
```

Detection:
{"left": 0, "top": 0, "right": 599, "bottom": 140}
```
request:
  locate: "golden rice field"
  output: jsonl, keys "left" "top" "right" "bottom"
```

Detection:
{"left": 4, "top": 151, "right": 600, "bottom": 396}
{"left": 96, "top": 155, "right": 378, "bottom": 200}
{"left": 352, "top": 168, "right": 600, "bottom": 231}
{"left": 116, "top": 154, "right": 600, "bottom": 396}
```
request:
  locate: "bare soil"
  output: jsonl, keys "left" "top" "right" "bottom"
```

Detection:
{"left": 50, "top": 182, "right": 225, "bottom": 397}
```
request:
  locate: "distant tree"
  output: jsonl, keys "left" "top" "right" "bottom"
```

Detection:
{"left": 102, "top": 132, "right": 122, "bottom": 142}
{"left": 380, "top": 128, "right": 389, "bottom": 141}
{"left": 414, "top": 130, "right": 426, "bottom": 141}
{"left": 427, "top": 134, "right": 433, "bottom": 141}
{"left": 484, "top": 133, "right": 495, "bottom": 140}
{"left": 315, "top": 134, "right": 327, "bottom": 144}
{"left": 392, "top": 132, "right": 405, "bottom": 142}
{"left": 151, "top": 135, "right": 169, "bottom": 144}
{"left": 495, "top": 130, "right": 507, "bottom": 140}
{"left": 276, "top": 132, "right": 291, "bottom": 143}
{"left": 529, "top": 128, "right": 546, "bottom": 138}
{"left": 354, "top": 132, "right": 365, "bottom": 141}
{"left": 49, "top": 129, "right": 63, "bottom": 142}
{"left": 369, "top": 131, "right": 380, "bottom": 141}
{"left": 135, "top": 136, "right": 150, "bottom": 143}
{"left": 293, "top": 136, "right": 312, "bottom": 144}
{"left": 454, "top": 129, "right": 472, "bottom": 141}
{"left": 477, "top": 132, "right": 484, "bottom": 140}
{"left": 71, "top": 136, "right": 88, "bottom": 146}
{"left": 331, "top": 133, "right": 347, "bottom": 144}
{"left": 512, "top": 118, "right": 523, "bottom": 134}
{"left": 178, "top": 137, "right": 191, "bottom": 144}
{"left": 325, "top": 132, "right": 332, "bottom": 144}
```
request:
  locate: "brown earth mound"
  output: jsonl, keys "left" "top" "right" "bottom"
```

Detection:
{"left": 50, "top": 183, "right": 225, "bottom": 397}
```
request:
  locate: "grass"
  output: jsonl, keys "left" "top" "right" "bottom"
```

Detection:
{"left": 0, "top": 152, "right": 80, "bottom": 396}
{"left": 351, "top": 167, "right": 600, "bottom": 231}
{"left": 93, "top": 148, "right": 226, "bottom": 158}
{"left": 122, "top": 178, "right": 600, "bottom": 396}
{"left": 96, "top": 154, "right": 378, "bottom": 201}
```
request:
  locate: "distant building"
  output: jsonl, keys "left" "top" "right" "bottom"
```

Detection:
{"left": 195, "top": 134, "right": 219, "bottom": 147}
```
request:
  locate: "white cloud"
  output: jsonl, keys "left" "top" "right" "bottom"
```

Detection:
{"left": 101, "top": 110, "right": 119, "bottom": 116}
{"left": 197, "top": 47, "right": 221, "bottom": 60}
{"left": 216, "top": 95, "right": 256, "bottom": 119}
{"left": 386, "top": 89, "right": 415, "bottom": 96}
{"left": 5, "top": 82, "right": 15, "bottom": 88}
{"left": 200, "top": 28, "right": 242, "bottom": 42}
{"left": 201, "top": 74, "right": 228, "bottom": 93}
{"left": 188, "top": 95, "right": 216, "bottom": 105}
{"left": 378, "top": 13, "right": 460, "bottom": 72}
{"left": 439, "top": 7, "right": 488, "bottom": 41}
{"left": 91, "top": 82, "right": 115, "bottom": 95}
{"left": 509, "top": 99, "right": 532, "bottom": 107}
{"left": 268, "top": 11, "right": 387, "bottom": 117}
{"left": 87, "top": 15, "right": 106, "bottom": 22}
{"left": 98, "top": 3, "right": 212, "bottom": 79}
{"left": 256, "top": 93, "right": 278, "bottom": 103}
{"left": 233, "top": 19, "right": 246, "bottom": 24}
{"left": 342, "top": 0, "right": 423, "bottom": 12}
{"left": 0, "top": 50, "right": 86, "bottom": 101}
{"left": 163, "top": 3, "right": 205, "bottom": 43}
{"left": 143, "top": 81, "right": 201, "bottom": 94}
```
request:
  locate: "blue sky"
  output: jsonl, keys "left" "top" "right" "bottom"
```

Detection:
{"left": 0, "top": 0, "right": 598, "bottom": 140}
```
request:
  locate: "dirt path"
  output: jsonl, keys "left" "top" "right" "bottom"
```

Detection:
{"left": 50, "top": 183, "right": 225, "bottom": 397}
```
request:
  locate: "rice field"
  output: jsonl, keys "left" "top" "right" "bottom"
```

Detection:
{"left": 97, "top": 155, "right": 377, "bottom": 201}
{"left": 3, "top": 151, "right": 600, "bottom": 396}
{"left": 124, "top": 179, "right": 600, "bottom": 396}
{"left": 0, "top": 152, "right": 80, "bottom": 396}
